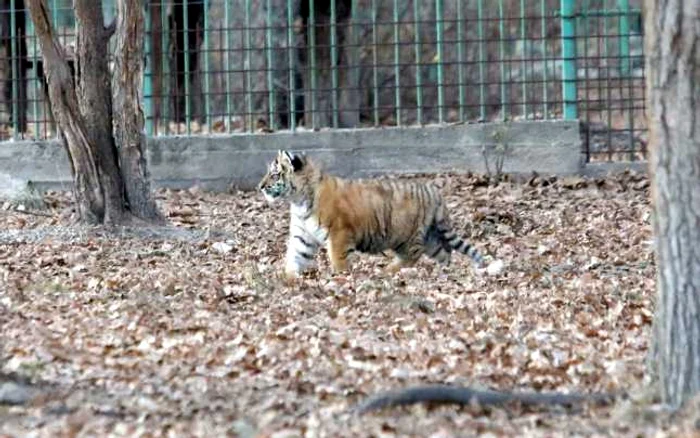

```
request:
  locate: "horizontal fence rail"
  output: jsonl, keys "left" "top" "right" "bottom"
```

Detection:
{"left": 0, "top": 0, "right": 646, "bottom": 161}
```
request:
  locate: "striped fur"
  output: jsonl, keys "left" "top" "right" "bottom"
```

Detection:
{"left": 258, "top": 150, "right": 484, "bottom": 278}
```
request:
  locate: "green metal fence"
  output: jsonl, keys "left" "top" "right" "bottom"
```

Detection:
{"left": 0, "top": 0, "right": 646, "bottom": 161}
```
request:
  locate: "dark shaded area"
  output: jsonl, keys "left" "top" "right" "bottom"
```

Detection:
{"left": 0, "top": 0, "right": 28, "bottom": 133}
{"left": 298, "top": 0, "right": 357, "bottom": 128}
{"left": 169, "top": 0, "right": 204, "bottom": 123}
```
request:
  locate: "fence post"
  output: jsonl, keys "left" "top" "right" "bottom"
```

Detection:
{"left": 560, "top": 0, "right": 577, "bottom": 120}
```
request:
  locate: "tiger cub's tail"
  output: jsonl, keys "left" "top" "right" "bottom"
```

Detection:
{"left": 438, "top": 225, "right": 484, "bottom": 267}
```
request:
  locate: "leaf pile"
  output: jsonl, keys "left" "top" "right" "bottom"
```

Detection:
{"left": 0, "top": 172, "right": 691, "bottom": 437}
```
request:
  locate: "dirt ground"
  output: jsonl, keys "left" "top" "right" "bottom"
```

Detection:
{"left": 0, "top": 172, "right": 696, "bottom": 437}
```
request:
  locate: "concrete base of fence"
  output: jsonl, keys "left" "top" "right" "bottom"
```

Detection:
{"left": 1, "top": 121, "right": 582, "bottom": 193}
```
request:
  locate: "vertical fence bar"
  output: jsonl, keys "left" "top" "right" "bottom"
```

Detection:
{"left": 287, "top": 0, "right": 296, "bottom": 130}
{"left": 224, "top": 0, "right": 231, "bottom": 132}
{"left": 309, "top": 0, "right": 317, "bottom": 129}
{"left": 392, "top": 0, "right": 400, "bottom": 125}
{"left": 619, "top": 0, "right": 634, "bottom": 159}
{"left": 618, "top": 0, "right": 630, "bottom": 76}
{"left": 477, "top": 0, "right": 485, "bottom": 121}
{"left": 519, "top": 0, "right": 527, "bottom": 118}
{"left": 540, "top": 0, "right": 548, "bottom": 119}
{"left": 413, "top": 0, "right": 422, "bottom": 124}
{"left": 435, "top": 0, "right": 444, "bottom": 123}
{"left": 183, "top": 0, "right": 191, "bottom": 134}
{"left": 498, "top": 0, "right": 507, "bottom": 120}
{"left": 144, "top": 4, "right": 154, "bottom": 135}
{"left": 330, "top": 0, "right": 339, "bottom": 127}
{"left": 456, "top": 0, "right": 464, "bottom": 122}
{"left": 10, "top": 0, "right": 18, "bottom": 139}
{"left": 371, "top": 0, "right": 379, "bottom": 125}
{"left": 620, "top": 0, "right": 636, "bottom": 160}
{"left": 31, "top": 20, "right": 40, "bottom": 138}
{"left": 203, "top": 0, "right": 210, "bottom": 129}
{"left": 161, "top": 0, "right": 170, "bottom": 135}
{"left": 266, "top": 0, "right": 276, "bottom": 130}
{"left": 51, "top": 0, "right": 57, "bottom": 27}
{"left": 350, "top": 0, "right": 358, "bottom": 127}
{"left": 244, "top": 0, "right": 252, "bottom": 132}
{"left": 560, "top": 0, "right": 577, "bottom": 120}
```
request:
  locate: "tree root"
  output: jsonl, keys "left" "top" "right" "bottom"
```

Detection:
{"left": 354, "top": 384, "right": 619, "bottom": 415}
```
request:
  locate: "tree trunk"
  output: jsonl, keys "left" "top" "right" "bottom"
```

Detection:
{"left": 27, "top": 0, "right": 160, "bottom": 225}
{"left": 112, "top": 0, "right": 160, "bottom": 219}
{"left": 645, "top": 0, "right": 700, "bottom": 409}
{"left": 74, "top": 0, "right": 125, "bottom": 224}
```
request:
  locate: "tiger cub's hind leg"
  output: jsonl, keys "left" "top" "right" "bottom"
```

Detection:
{"left": 424, "top": 225, "right": 452, "bottom": 266}
{"left": 385, "top": 255, "right": 418, "bottom": 274}
{"left": 385, "top": 235, "right": 424, "bottom": 274}
{"left": 425, "top": 240, "right": 452, "bottom": 266}
{"left": 327, "top": 229, "right": 351, "bottom": 273}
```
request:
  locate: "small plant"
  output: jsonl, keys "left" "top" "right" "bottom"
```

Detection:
{"left": 482, "top": 126, "right": 511, "bottom": 182}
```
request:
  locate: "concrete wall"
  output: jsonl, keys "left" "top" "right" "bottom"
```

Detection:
{"left": 0, "top": 121, "right": 583, "bottom": 192}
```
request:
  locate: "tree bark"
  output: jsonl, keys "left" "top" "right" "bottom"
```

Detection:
{"left": 112, "top": 0, "right": 160, "bottom": 219}
{"left": 74, "top": 0, "right": 125, "bottom": 224}
{"left": 645, "top": 0, "right": 700, "bottom": 409}
{"left": 27, "top": 0, "right": 104, "bottom": 223}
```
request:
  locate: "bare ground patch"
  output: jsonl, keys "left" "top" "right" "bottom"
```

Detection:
{"left": 1, "top": 172, "right": 695, "bottom": 437}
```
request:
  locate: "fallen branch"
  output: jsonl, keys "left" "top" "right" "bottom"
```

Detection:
{"left": 354, "top": 384, "right": 619, "bottom": 415}
{"left": 2, "top": 208, "right": 54, "bottom": 218}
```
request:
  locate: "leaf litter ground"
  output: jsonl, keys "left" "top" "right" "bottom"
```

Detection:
{"left": 0, "top": 172, "right": 696, "bottom": 437}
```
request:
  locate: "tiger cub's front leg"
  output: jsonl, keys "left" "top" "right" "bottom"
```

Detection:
{"left": 284, "top": 231, "right": 320, "bottom": 279}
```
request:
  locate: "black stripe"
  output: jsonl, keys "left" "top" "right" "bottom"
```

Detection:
{"left": 297, "top": 250, "right": 314, "bottom": 260}
{"left": 394, "top": 241, "right": 407, "bottom": 254}
{"left": 383, "top": 199, "right": 393, "bottom": 239}
{"left": 409, "top": 189, "right": 422, "bottom": 236}
{"left": 428, "top": 245, "right": 442, "bottom": 258}
{"left": 299, "top": 210, "right": 312, "bottom": 220}
{"left": 294, "top": 235, "right": 313, "bottom": 248}
{"left": 437, "top": 223, "right": 451, "bottom": 234}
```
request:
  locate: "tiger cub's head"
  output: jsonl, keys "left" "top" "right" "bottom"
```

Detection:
{"left": 258, "top": 150, "right": 309, "bottom": 203}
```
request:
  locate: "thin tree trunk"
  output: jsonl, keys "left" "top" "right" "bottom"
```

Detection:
{"left": 645, "top": 0, "right": 700, "bottom": 409}
{"left": 27, "top": 0, "right": 104, "bottom": 223}
{"left": 112, "top": 0, "right": 160, "bottom": 220}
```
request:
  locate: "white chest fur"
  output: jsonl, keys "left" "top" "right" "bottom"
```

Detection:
{"left": 289, "top": 202, "right": 327, "bottom": 244}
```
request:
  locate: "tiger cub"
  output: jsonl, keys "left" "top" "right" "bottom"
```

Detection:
{"left": 258, "top": 150, "right": 485, "bottom": 278}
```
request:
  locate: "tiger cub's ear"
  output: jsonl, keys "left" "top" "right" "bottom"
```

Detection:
{"left": 281, "top": 150, "right": 305, "bottom": 172}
